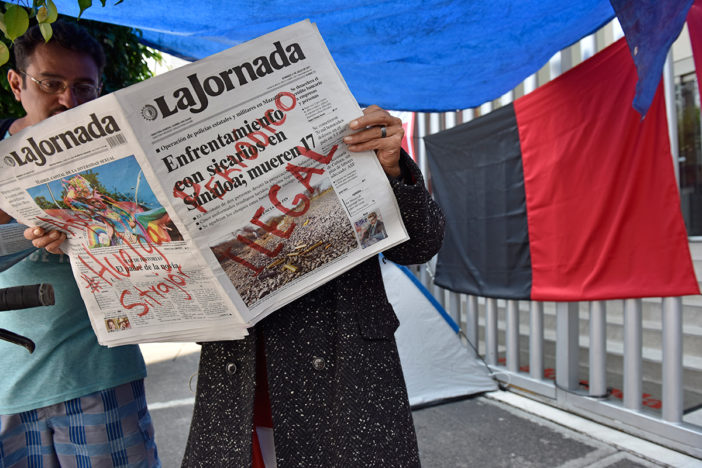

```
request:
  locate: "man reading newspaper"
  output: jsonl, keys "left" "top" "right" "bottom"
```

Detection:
{"left": 0, "top": 20, "right": 160, "bottom": 466}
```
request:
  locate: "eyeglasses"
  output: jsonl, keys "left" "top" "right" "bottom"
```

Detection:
{"left": 20, "top": 71, "right": 101, "bottom": 100}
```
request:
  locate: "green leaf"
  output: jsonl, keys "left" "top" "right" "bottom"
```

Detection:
{"left": 29, "top": 0, "right": 40, "bottom": 18}
{"left": 37, "top": 6, "right": 48, "bottom": 23}
{"left": 0, "top": 18, "right": 7, "bottom": 37}
{"left": 4, "top": 5, "right": 29, "bottom": 41}
{"left": 46, "top": 0, "right": 59, "bottom": 23}
{"left": 39, "top": 22, "right": 52, "bottom": 42}
{"left": 78, "top": 0, "right": 92, "bottom": 18}
{"left": 0, "top": 42, "right": 9, "bottom": 67}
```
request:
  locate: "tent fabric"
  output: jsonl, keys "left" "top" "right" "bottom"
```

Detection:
{"left": 381, "top": 259, "right": 497, "bottom": 407}
{"left": 38, "top": 0, "right": 618, "bottom": 112}
{"left": 426, "top": 39, "right": 700, "bottom": 301}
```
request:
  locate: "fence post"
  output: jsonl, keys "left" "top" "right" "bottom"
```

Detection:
{"left": 662, "top": 297, "right": 683, "bottom": 422}
{"left": 485, "top": 298, "right": 498, "bottom": 365}
{"left": 506, "top": 300, "right": 520, "bottom": 372}
{"left": 556, "top": 302, "right": 579, "bottom": 391}
{"left": 623, "top": 299, "right": 642, "bottom": 411}
{"left": 529, "top": 301, "right": 544, "bottom": 380}
{"left": 448, "top": 292, "right": 461, "bottom": 330}
{"left": 589, "top": 301, "right": 607, "bottom": 397}
{"left": 465, "top": 295, "right": 479, "bottom": 348}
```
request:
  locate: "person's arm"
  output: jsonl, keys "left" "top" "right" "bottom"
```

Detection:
{"left": 344, "top": 105, "right": 445, "bottom": 265}
{"left": 382, "top": 153, "right": 445, "bottom": 265}
{"left": 0, "top": 209, "right": 11, "bottom": 225}
{"left": 0, "top": 209, "right": 37, "bottom": 271}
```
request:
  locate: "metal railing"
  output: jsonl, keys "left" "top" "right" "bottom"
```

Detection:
{"left": 417, "top": 294, "right": 702, "bottom": 458}
{"left": 413, "top": 19, "right": 702, "bottom": 459}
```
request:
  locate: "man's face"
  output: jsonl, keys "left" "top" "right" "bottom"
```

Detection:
{"left": 369, "top": 214, "right": 377, "bottom": 225}
{"left": 8, "top": 41, "right": 100, "bottom": 127}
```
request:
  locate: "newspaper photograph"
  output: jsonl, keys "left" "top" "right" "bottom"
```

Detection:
{"left": 0, "top": 20, "right": 408, "bottom": 346}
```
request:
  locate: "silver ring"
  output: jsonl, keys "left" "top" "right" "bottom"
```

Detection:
{"left": 381, "top": 126, "right": 387, "bottom": 138}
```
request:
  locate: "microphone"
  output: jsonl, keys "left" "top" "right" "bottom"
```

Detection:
{"left": 0, "top": 284, "right": 55, "bottom": 353}
{"left": 0, "top": 284, "right": 54, "bottom": 311}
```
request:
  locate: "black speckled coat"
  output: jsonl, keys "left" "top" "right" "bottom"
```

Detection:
{"left": 183, "top": 153, "right": 445, "bottom": 467}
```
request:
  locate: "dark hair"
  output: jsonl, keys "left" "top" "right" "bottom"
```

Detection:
{"left": 13, "top": 19, "right": 106, "bottom": 74}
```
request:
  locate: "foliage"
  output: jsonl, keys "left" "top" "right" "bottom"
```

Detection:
{"left": 0, "top": 1, "right": 122, "bottom": 52}
{"left": 0, "top": 1, "right": 160, "bottom": 117}
{"left": 1, "top": 1, "right": 59, "bottom": 60}
{"left": 33, "top": 195, "right": 59, "bottom": 209}
{"left": 74, "top": 17, "right": 160, "bottom": 95}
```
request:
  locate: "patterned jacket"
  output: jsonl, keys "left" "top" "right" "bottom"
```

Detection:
{"left": 183, "top": 153, "right": 445, "bottom": 467}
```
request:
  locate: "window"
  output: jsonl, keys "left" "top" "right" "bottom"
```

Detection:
{"left": 676, "top": 73, "right": 702, "bottom": 237}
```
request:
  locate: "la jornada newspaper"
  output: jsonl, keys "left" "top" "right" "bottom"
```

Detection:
{"left": 0, "top": 20, "right": 408, "bottom": 347}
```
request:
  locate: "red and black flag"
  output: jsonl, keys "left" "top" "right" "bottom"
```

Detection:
{"left": 425, "top": 39, "right": 700, "bottom": 301}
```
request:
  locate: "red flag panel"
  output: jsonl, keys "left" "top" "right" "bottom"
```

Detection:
{"left": 514, "top": 39, "right": 699, "bottom": 300}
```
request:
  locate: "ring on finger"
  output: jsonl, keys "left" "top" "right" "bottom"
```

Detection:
{"left": 380, "top": 125, "right": 387, "bottom": 138}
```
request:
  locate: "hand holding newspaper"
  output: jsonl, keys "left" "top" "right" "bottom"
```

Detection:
{"left": 0, "top": 20, "right": 408, "bottom": 346}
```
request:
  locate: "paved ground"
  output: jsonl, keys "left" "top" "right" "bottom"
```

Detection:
{"left": 140, "top": 343, "right": 701, "bottom": 468}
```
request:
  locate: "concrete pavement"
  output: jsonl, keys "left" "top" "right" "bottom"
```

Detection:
{"left": 140, "top": 343, "right": 701, "bottom": 467}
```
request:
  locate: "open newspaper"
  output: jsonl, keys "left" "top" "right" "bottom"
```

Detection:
{"left": 0, "top": 20, "right": 409, "bottom": 346}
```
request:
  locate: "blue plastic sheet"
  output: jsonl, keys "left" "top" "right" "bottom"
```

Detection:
{"left": 611, "top": 0, "right": 694, "bottom": 115}
{"left": 43, "top": 0, "right": 615, "bottom": 111}
{"left": 12, "top": 1, "right": 692, "bottom": 114}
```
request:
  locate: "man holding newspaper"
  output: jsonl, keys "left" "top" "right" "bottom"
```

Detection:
{"left": 0, "top": 21, "right": 160, "bottom": 466}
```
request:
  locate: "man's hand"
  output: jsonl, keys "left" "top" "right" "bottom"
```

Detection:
{"left": 344, "top": 105, "right": 403, "bottom": 178}
{"left": 24, "top": 226, "right": 66, "bottom": 255}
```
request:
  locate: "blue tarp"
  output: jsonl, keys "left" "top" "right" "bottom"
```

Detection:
{"left": 16, "top": 1, "right": 693, "bottom": 113}
{"left": 612, "top": 0, "right": 694, "bottom": 115}
{"left": 42, "top": 0, "right": 616, "bottom": 112}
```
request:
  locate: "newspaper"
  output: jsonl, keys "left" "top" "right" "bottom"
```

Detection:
{"left": 0, "top": 20, "right": 409, "bottom": 346}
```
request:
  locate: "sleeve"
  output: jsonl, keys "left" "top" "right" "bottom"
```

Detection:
{"left": 0, "top": 222, "right": 37, "bottom": 273}
{"left": 382, "top": 150, "right": 445, "bottom": 265}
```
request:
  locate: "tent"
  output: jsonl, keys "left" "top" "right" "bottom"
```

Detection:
{"left": 381, "top": 258, "right": 497, "bottom": 406}
{"left": 17, "top": 0, "right": 693, "bottom": 114}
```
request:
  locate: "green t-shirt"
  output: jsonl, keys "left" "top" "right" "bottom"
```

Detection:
{"left": 0, "top": 250, "right": 146, "bottom": 414}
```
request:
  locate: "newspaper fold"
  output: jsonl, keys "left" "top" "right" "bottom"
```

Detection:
{"left": 0, "top": 20, "right": 408, "bottom": 346}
